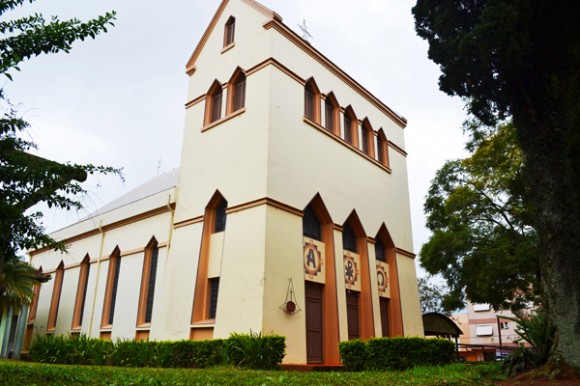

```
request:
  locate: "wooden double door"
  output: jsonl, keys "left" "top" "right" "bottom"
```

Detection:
{"left": 305, "top": 282, "right": 323, "bottom": 363}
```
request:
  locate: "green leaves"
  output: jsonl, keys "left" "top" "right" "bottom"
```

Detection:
{"left": 420, "top": 122, "right": 539, "bottom": 312}
{"left": 0, "top": 1, "right": 119, "bottom": 278}
{"left": 0, "top": 1, "right": 116, "bottom": 79}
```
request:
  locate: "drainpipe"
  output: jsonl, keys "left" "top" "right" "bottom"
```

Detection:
{"left": 88, "top": 220, "right": 106, "bottom": 337}
{"left": 12, "top": 304, "right": 29, "bottom": 359}
{"left": 166, "top": 195, "right": 175, "bottom": 256}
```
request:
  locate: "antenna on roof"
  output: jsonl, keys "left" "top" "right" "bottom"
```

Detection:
{"left": 297, "top": 19, "right": 313, "bottom": 42}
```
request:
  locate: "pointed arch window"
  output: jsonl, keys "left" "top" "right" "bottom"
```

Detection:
{"left": 214, "top": 197, "right": 228, "bottom": 233}
{"left": 205, "top": 80, "right": 223, "bottom": 126}
{"left": 228, "top": 70, "right": 246, "bottom": 114}
{"left": 303, "top": 206, "right": 322, "bottom": 241}
{"left": 375, "top": 238, "right": 386, "bottom": 262}
{"left": 376, "top": 129, "right": 390, "bottom": 167}
{"left": 192, "top": 192, "right": 228, "bottom": 327}
{"left": 361, "top": 119, "right": 375, "bottom": 157}
{"left": 137, "top": 239, "right": 159, "bottom": 327}
{"left": 342, "top": 223, "right": 357, "bottom": 253}
{"left": 375, "top": 225, "right": 402, "bottom": 337}
{"left": 324, "top": 93, "right": 340, "bottom": 135}
{"left": 47, "top": 262, "right": 64, "bottom": 332}
{"left": 224, "top": 16, "right": 235, "bottom": 47}
{"left": 102, "top": 248, "right": 121, "bottom": 329}
{"left": 72, "top": 256, "right": 91, "bottom": 330}
{"left": 343, "top": 106, "right": 358, "bottom": 147}
{"left": 304, "top": 78, "right": 321, "bottom": 123}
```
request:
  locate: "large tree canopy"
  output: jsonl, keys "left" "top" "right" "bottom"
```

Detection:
{"left": 413, "top": 0, "right": 580, "bottom": 369}
{"left": 421, "top": 122, "right": 539, "bottom": 312}
{"left": 0, "top": 0, "right": 118, "bottom": 279}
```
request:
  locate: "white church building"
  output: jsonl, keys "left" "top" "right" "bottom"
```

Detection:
{"left": 26, "top": 0, "right": 423, "bottom": 365}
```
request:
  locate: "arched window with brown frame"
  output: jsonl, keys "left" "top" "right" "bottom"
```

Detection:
{"left": 361, "top": 118, "right": 375, "bottom": 158}
{"left": 342, "top": 212, "right": 374, "bottom": 340}
{"left": 227, "top": 68, "right": 246, "bottom": 114}
{"left": 101, "top": 247, "right": 121, "bottom": 338}
{"left": 302, "top": 194, "right": 340, "bottom": 365}
{"left": 304, "top": 78, "right": 321, "bottom": 123}
{"left": 137, "top": 238, "right": 160, "bottom": 334}
{"left": 376, "top": 129, "right": 390, "bottom": 168}
{"left": 204, "top": 80, "right": 223, "bottom": 126}
{"left": 375, "top": 225, "right": 403, "bottom": 337}
{"left": 343, "top": 106, "right": 358, "bottom": 147}
{"left": 324, "top": 92, "right": 340, "bottom": 135}
{"left": 72, "top": 255, "right": 91, "bottom": 330}
{"left": 47, "top": 261, "right": 64, "bottom": 333}
{"left": 224, "top": 16, "right": 235, "bottom": 47}
{"left": 192, "top": 191, "right": 228, "bottom": 338}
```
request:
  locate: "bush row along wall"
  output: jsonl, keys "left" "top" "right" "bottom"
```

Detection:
{"left": 29, "top": 332, "right": 285, "bottom": 370}
{"left": 339, "top": 337, "right": 456, "bottom": 371}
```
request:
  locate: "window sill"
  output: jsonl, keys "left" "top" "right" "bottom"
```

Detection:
{"left": 303, "top": 116, "right": 392, "bottom": 174}
{"left": 190, "top": 320, "right": 215, "bottom": 328}
{"left": 136, "top": 325, "right": 151, "bottom": 331}
{"left": 221, "top": 42, "right": 235, "bottom": 54}
{"left": 202, "top": 107, "right": 246, "bottom": 132}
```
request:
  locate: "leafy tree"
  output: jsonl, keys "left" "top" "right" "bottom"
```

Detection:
{"left": 421, "top": 122, "right": 540, "bottom": 312}
{"left": 0, "top": 257, "right": 49, "bottom": 309}
{"left": 0, "top": 1, "right": 118, "bottom": 278}
{"left": 417, "top": 276, "right": 450, "bottom": 314}
{"left": 413, "top": 0, "right": 580, "bottom": 369}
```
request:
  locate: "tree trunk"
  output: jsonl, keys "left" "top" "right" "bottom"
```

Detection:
{"left": 514, "top": 109, "right": 580, "bottom": 370}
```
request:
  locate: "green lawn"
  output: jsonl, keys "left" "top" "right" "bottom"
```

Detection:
{"left": 0, "top": 360, "right": 504, "bottom": 386}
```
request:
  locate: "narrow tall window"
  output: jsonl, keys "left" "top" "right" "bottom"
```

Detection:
{"left": 214, "top": 198, "right": 227, "bottom": 233}
{"left": 324, "top": 93, "right": 339, "bottom": 135}
{"left": 47, "top": 262, "right": 64, "bottom": 332}
{"left": 343, "top": 107, "right": 358, "bottom": 146}
{"left": 205, "top": 81, "right": 223, "bottom": 126}
{"left": 102, "top": 249, "right": 121, "bottom": 328}
{"left": 208, "top": 278, "right": 220, "bottom": 319}
{"left": 342, "top": 223, "right": 357, "bottom": 253}
{"left": 211, "top": 89, "right": 222, "bottom": 122}
{"left": 375, "top": 238, "right": 386, "bottom": 262}
{"left": 304, "top": 79, "right": 321, "bottom": 123}
{"left": 192, "top": 192, "right": 228, "bottom": 327}
{"left": 233, "top": 73, "right": 246, "bottom": 111}
{"left": 376, "top": 129, "right": 390, "bottom": 167}
{"left": 361, "top": 119, "right": 375, "bottom": 157}
{"left": 72, "top": 256, "right": 91, "bottom": 329}
{"left": 28, "top": 267, "right": 42, "bottom": 324}
{"left": 138, "top": 240, "right": 159, "bottom": 326}
{"left": 303, "top": 206, "right": 322, "bottom": 241}
{"left": 224, "top": 16, "right": 235, "bottom": 47}
{"left": 228, "top": 69, "right": 246, "bottom": 114}
{"left": 377, "top": 134, "right": 385, "bottom": 164}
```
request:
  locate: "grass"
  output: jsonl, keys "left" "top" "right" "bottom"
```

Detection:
{"left": 0, "top": 360, "right": 504, "bottom": 385}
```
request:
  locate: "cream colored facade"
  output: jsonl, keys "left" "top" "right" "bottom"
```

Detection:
{"left": 28, "top": 0, "right": 423, "bottom": 365}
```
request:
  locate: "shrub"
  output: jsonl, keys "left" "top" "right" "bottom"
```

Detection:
{"left": 341, "top": 337, "right": 455, "bottom": 371}
{"left": 338, "top": 339, "right": 368, "bottom": 371}
{"left": 29, "top": 335, "right": 114, "bottom": 365}
{"left": 29, "top": 332, "right": 284, "bottom": 370}
{"left": 225, "top": 331, "right": 285, "bottom": 370}
{"left": 501, "top": 344, "right": 541, "bottom": 376}
{"left": 110, "top": 340, "right": 161, "bottom": 367}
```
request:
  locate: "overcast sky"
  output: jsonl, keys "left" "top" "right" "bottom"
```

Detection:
{"left": 5, "top": 0, "right": 468, "bottom": 275}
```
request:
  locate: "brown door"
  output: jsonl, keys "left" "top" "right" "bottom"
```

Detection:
{"left": 305, "top": 282, "right": 323, "bottom": 363}
{"left": 346, "top": 290, "right": 359, "bottom": 340}
{"left": 380, "top": 298, "right": 390, "bottom": 337}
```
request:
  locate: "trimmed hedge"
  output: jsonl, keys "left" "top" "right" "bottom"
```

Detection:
{"left": 29, "top": 332, "right": 285, "bottom": 370}
{"left": 340, "top": 337, "right": 455, "bottom": 371}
